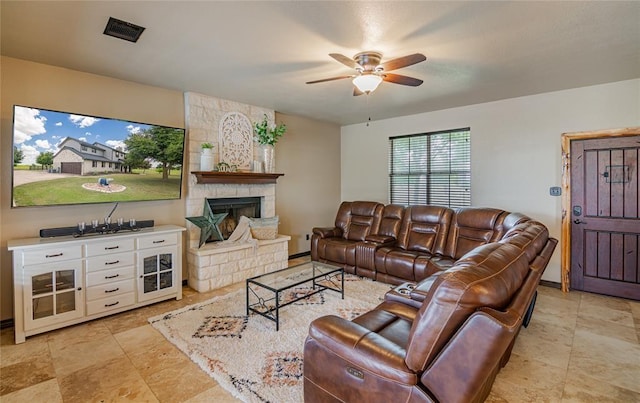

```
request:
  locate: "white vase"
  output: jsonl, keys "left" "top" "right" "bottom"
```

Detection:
{"left": 261, "top": 144, "right": 275, "bottom": 173}
{"left": 200, "top": 148, "right": 214, "bottom": 171}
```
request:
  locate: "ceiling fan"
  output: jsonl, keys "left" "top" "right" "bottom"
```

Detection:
{"left": 306, "top": 51, "right": 426, "bottom": 95}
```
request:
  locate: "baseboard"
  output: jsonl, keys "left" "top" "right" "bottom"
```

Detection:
{"left": 1, "top": 318, "right": 14, "bottom": 330}
{"left": 539, "top": 279, "right": 561, "bottom": 289}
{"left": 289, "top": 251, "right": 310, "bottom": 260}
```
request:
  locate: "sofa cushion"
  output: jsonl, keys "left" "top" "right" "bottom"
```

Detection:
{"left": 443, "top": 208, "right": 507, "bottom": 259}
{"left": 319, "top": 238, "right": 357, "bottom": 267}
{"left": 501, "top": 212, "right": 530, "bottom": 232}
{"left": 397, "top": 205, "right": 453, "bottom": 254}
{"left": 378, "top": 204, "right": 405, "bottom": 239}
{"left": 375, "top": 249, "right": 420, "bottom": 282}
{"left": 335, "top": 201, "right": 384, "bottom": 241}
{"left": 352, "top": 301, "right": 417, "bottom": 348}
{"left": 404, "top": 242, "right": 530, "bottom": 372}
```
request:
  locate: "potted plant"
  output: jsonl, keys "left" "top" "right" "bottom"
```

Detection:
{"left": 254, "top": 115, "right": 286, "bottom": 172}
{"left": 200, "top": 142, "right": 214, "bottom": 171}
{"left": 254, "top": 115, "right": 286, "bottom": 146}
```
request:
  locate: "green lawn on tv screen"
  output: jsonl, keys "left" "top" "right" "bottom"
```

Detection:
{"left": 13, "top": 170, "right": 182, "bottom": 206}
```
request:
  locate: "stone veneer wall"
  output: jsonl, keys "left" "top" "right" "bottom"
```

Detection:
{"left": 184, "top": 92, "right": 289, "bottom": 292}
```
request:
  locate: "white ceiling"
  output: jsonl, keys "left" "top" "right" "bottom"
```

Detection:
{"left": 2, "top": 1, "right": 639, "bottom": 125}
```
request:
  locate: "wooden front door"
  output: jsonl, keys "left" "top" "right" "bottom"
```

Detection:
{"left": 570, "top": 135, "right": 640, "bottom": 300}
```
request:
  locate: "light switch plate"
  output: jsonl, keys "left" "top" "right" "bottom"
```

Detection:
{"left": 550, "top": 186, "right": 562, "bottom": 196}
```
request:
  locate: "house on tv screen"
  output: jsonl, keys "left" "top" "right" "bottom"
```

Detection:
{"left": 53, "top": 137, "right": 127, "bottom": 175}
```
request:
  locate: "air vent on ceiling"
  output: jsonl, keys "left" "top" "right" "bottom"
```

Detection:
{"left": 103, "top": 17, "right": 145, "bottom": 43}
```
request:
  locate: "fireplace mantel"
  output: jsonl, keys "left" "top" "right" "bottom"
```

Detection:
{"left": 191, "top": 171, "right": 284, "bottom": 185}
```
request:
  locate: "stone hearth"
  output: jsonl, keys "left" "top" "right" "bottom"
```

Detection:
{"left": 187, "top": 235, "right": 290, "bottom": 292}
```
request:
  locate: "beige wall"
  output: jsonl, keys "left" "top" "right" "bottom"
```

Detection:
{"left": 0, "top": 57, "right": 186, "bottom": 321}
{"left": 341, "top": 78, "right": 640, "bottom": 284}
{"left": 275, "top": 113, "right": 341, "bottom": 254}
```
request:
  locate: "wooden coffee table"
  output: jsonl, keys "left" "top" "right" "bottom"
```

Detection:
{"left": 245, "top": 261, "right": 344, "bottom": 330}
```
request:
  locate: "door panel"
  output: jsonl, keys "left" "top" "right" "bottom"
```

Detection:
{"left": 571, "top": 135, "right": 640, "bottom": 300}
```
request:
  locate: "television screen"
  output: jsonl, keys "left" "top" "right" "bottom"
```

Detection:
{"left": 11, "top": 105, "right": 186, "bottom": 208}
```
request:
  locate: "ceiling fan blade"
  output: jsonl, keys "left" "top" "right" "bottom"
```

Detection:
{"left": 306, "top": 75, "right": 353, "bottom": 84}
{"left": 383, "top": 73, "right": 423, "bottom": 87}
{"left": 329, "top": 53, "right": 359, "bottom": 69}
{"left": 380, "top": 53, "right": 426, "bottom": 72}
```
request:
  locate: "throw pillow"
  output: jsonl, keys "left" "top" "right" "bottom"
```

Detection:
{"left": 249, "top": 216, "right": 279, "bottom": 240}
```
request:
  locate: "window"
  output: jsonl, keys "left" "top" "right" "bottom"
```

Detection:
{"left": 389, "top": 128, "right": 470, "bottom": 208}
{"left": 92, "top": 161, "right": 97, "bottom": 168}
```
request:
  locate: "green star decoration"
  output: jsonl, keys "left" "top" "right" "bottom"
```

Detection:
{"left": 186, "top": 200, "right": 228, "bottom": 247}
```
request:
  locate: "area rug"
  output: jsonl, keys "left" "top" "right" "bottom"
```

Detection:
{"left": 149, "top": 274, "right": 393, "bottom": 403}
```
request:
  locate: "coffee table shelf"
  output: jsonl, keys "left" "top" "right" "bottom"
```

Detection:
{"left": 245, "top": 261, "right": 344, "bottom": 330}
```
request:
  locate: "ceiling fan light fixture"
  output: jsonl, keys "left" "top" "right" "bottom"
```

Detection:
{"left": 352, "top": 74, "right": 383, "bottom": 94}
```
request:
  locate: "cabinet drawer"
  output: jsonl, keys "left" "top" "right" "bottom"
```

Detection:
{"left": 86, "top": 266, "right": 133, "bottom": 287}
{"left": 137, "top": 233, "right": 177, "bottom": 250}
{"left": 86, "top": 252, "right": 136, "bottom": 273}
{"left": 23, "top": 245, "right": 82, "bottom": 266}
{"left": 86, "top": 292, "right": 135, "bottom": 316}
{"left": 86, "top": 238, "right": 134, "bottom": 257}
{"left": 86, "top": 279, "right": 135, "bottom": 301}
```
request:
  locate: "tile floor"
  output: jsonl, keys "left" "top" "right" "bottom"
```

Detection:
{"left": 1, "top": 257, "right": 639, "bottom": 402}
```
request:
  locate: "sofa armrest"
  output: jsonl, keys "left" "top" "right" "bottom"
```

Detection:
{"left": 409, "top": 272, "right": 443, "bottom": 303}
{"left": 364, "top": 234, "right": 396, "bottom": 245}
{"left": 421, "top": 309, "right": 519, "bottom": 403}
{"left": 307, "top": 315, "right": 418, "bottom": 384}
{"left": 312, "top": 226, "right": 343, "bottom": 239}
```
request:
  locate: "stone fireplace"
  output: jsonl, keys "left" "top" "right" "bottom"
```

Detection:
{"left": 184, "top": 92, "right": 290, "bottom": 292}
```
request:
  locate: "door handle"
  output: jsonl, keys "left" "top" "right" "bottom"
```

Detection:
{"left": 573, "top": 219, "right": 587, "bottom": 224}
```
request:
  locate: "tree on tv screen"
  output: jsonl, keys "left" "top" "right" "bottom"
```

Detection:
{"left": 36, "top": 151, "right": 54, "bottom": 170}
{"left": 125, "top": 126, "right": 184, "bottom": 180}
{"left": 14, "top": 146, "right": 24, "bottom": 166}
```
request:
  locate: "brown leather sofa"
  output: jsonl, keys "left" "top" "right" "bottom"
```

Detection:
{"left": 305, "top": 202, "right": 557, "bottom": 402}
{"left": 312, "top": 202, "right": 530, "bottom": 284}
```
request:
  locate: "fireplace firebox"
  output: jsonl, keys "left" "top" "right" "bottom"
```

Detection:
{"left": 207, "top": 197, "right": 261, "bottom": 242}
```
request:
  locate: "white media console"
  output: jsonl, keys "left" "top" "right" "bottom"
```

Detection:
{"left": 8, "top": 225, "right": 185, "bottom": 343}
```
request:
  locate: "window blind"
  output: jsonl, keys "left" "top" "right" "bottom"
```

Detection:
{"left": 389, "top": 128, "right": 470, "bottom": 208}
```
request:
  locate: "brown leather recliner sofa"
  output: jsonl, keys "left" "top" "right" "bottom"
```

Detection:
{"left": 305, "top": 201, "right": 557, "bottom": 402}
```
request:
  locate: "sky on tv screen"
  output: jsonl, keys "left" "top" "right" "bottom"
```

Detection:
{"left": 14, "top": 105, "right": 154, "bottom": 165}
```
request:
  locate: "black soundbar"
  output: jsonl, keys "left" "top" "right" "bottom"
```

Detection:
{"left": 40, "top": 220, "right": 154, "bottom": 238}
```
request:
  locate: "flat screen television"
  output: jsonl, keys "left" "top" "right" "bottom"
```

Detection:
{"left": 11, "top": 105, "right": 186, "bottom": 208}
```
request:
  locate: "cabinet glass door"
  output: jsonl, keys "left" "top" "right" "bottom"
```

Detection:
{"left": 25, "top": 265, "right": 83, "bottom": 330}
{"left": 139, "top": 248, "right": 176, "bottom": 301}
